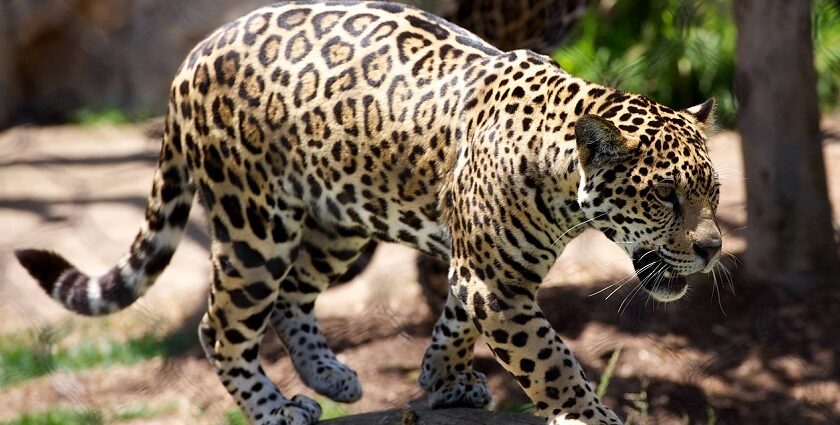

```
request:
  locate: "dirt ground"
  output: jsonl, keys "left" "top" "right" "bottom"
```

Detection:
{"left": 1, "top": 117, "right": 839, "bottom": 425}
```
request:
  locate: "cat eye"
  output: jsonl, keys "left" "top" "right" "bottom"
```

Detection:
{"left": 654, "top": 184, "right": 679, "bottom": 209}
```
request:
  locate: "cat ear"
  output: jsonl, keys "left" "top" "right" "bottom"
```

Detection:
{"left": 575, "top": 115, "right": 635, "bottom": 167}
{"left": 685, "top": 98, "right": 716, "bottom": 129}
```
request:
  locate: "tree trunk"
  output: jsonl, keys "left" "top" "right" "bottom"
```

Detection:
{"left": 734, "top": 0, "right": 839, "bottom": 291}
{"left": 322, "top": 406, "right": 543, "bottom": 425}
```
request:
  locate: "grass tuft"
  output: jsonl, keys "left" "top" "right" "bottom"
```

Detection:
{"left": 318, "top": 399, "right": 350, "bottom": 420}
{"left": 0, "top": 327, "right": 167, "bottom": 388}
{"left": 223, "top": 409, "right": 248, "bottom": 425}
{"left": 597, "top": 344, "right": 623, "bottom": 399}
{"left": 624, "top": 378, "right": 650, "bottom": 425}
{"left": 0, "top": 409, "right": 104, "bottom": 425}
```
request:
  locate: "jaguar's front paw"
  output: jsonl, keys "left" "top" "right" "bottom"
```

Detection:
{"left": 268, "top": 395, "right": 322, "bottom": 425}
{"left": 423, "top": 370, "right": 492, "bottom": 409}
{"left": 298, "top": 357, "right": 362, "bottom": 403}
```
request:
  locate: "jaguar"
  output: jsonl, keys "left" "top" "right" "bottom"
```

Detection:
{"left": 16, "top": 1, "right": 721, "bottom": 424}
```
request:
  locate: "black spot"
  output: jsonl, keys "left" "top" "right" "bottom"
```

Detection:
{"left": 493, "top": 347, "right": 511, "bottom": 364}
{"left": 511, "top": 332, "right": 529, "bottom": 347}
{"left": 491, "top": 329, "right": 509, "bottom": 344}
{"left": 221, "top": 195, "right": 245, "bottom": 229}
{"left": 520, "top": 358, "right": 535, "bottom": 372}
{"left": 265, "top": 257, "right": 288, "bottom": 280}
{"left": 233, "top": 241, "right": 265, "bottom": 268}
{"left": 204, "top": 146, "right": 226, "bottom": 183}
{"left": 228, "top": 289, "right": 253, "bottom": 308}
{"left": 224, "top": 329, "right": 246, "bottom": 344}
{"left": 242, "top": 303, "right": 273, "bottom": 331}
{"left": 168, "top": 203, "right": 190, "bottom": 227}
{"left": 545, "top": 366, "right": 561, "bottom": 382}
{"left": 213, "top": 217, "right": 231, "bottom": 242}
{"left": 406, "top": 15, "right": 449, "bottom": 40}
{"left": 245, "top": 281, "right": 272, "bottom": 299}
{"left": 472, "top": 292, "right": 487, "bottom": 320}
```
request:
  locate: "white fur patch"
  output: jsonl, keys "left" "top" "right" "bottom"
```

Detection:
{"left": 453, "top": 146, "right": 469, "bottom": 180}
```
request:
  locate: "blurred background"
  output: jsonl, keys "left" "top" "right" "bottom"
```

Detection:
{"left": 1, "top": 0, "right": 839, "bottom": 424}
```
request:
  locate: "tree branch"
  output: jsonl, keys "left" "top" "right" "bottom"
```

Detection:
{"left": 322, "top": 406, "right": 544, "bottom": 425}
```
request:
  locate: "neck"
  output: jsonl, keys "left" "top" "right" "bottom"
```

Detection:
{"left": 534, "top": 75, "right": 619, "bottom": 245}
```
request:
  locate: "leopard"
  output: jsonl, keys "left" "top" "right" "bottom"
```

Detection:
{"left": 15, "top": 1, "right": 722, "bottom": 424}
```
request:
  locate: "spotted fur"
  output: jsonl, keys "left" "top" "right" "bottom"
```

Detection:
{"left": 16, "top": 2, "right": 722, "bottom": 424}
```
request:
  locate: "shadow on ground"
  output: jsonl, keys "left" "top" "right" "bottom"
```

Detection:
{"left": 479, "top": 270, "right": 840, "bottom": 425}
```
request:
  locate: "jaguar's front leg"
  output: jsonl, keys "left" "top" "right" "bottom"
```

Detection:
{"left": 419, "top": 287, "right": 491, "bottom": 409}
{"left": 451, "top": 263, "right": 623, "bottom": 425}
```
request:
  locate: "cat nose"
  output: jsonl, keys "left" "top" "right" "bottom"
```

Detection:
{"left": 693, "top": 238, "right": 722, "bottom": 265}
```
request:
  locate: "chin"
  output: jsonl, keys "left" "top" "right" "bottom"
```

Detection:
{"left": 632, "top": 249, "right": 690, "bottom": 303}
{"left": 645, "top": 279, "right": 689, "bottom": 302}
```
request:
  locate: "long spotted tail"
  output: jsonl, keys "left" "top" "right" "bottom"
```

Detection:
{"left": 15, "top": 118, "right": 195, "bottom": 316}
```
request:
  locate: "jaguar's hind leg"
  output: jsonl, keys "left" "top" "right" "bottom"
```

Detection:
{"left": 270, "top": 216, "right": 371, "bottom": 403}
{"left": 198, "top": 196, "right": 323, "bottom": 425}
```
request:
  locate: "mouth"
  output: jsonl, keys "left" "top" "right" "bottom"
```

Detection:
{"left": 632, "top": 250, "right": 689, "bottom": 302}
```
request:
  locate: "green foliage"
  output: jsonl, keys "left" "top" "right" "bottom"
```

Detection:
{"left": 0, "top": 404, "right": 172, "bottom": 425}
{"left": 623, "top": 377, "right": 650, "bottom": 425}
{"left": 70, "top": 107, "right": 133, "bottom": 126}
{"left": 814, "top": 0, "right": 840, "bottom": 108}
{"left": 0, "top": 325, "right": 167, "bottom": 388}
{"left": 109, "top": 403, "right": 177, "bottom": 422}
{"left": 223, "top": 409, "right": 249, "bottom": 425}
{"left": 0, "top": 409, "right": 103, "bottom": 425}
{"left": 554, "top": 0, "right": 840, "bottom": 128}
{"left": 221, "top": 399, "right": 348, "bottom": 424}
{"left": 70, "top": 106, "right": 155, "bottom": 126}
{"left": 596, "top": 344, "right": 622, "bottom": 399}
{"left": 318, "top": 399, "right": 351, "bottom": 420}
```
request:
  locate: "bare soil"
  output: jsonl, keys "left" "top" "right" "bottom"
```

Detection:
{"left": 0, "top": 118, "right": 839, "bottom": 425}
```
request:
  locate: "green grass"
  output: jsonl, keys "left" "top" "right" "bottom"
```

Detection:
{"left": 0, "top": 403, "right": 175, "bottom": 425}
{"left": 498, "top": 402, "right": 535, "bottom": 413}
{"left": 0, "top": 326, "right": 167, "bottom": 388}
{"left": 597, "top": 345, "right": 623, "bottom": 399}
{"left": 221, "top": 398, "right": 349, "bottom": 425}
{"left": 109, "top": 404, "right": 177, "bottom": 422}
{"left": 319, "top": 399, "right": 350, "bottom": 420}
{"left": 71, "top": 107, "right": 133, "bottom": 126}
{"left": 0, "top": 409, "right": 104, "bottom": 425}
{"left": 223, "top": 409, "right": 248, "bottom": 425}
{"left": 624, "top": 378, "right": 650, "bottom": 425}
{"left": 69, "top": 106, "right": 156, "bottom": 126}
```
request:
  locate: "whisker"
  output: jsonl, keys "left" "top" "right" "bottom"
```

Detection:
{"left": 714, "top": 167, "right": 744, "bottom": 176}
{"left": 620, "top": 263, "right": 663, "bottom": 315}
{"left": 596, "top": 255, "right": 637, "bottom": 269}
{"left": 597, "top": 261, "right": 658, "bottom": 300}
{"left": 712, "top": 266, "right": 727, "bottom": 315}
{"left": 721, "top": 225, "right": 749, "bottom": 238}
{"left": 644, "top": 264, "right": 669, "bottom": 309}
{"left": 722, "top": 251, "right": 742, "bottom": 266}
{"left": 720, "top": 263, "right": 736, "bottom": 294}
{"left": 619, "top": 283, "right": 645, "bottom": 316}
{"left": 550, "top": 212, "right": 608, "bottom": 247}
{"left": 589, "top": 275, "right": 630, "bottom": 298}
